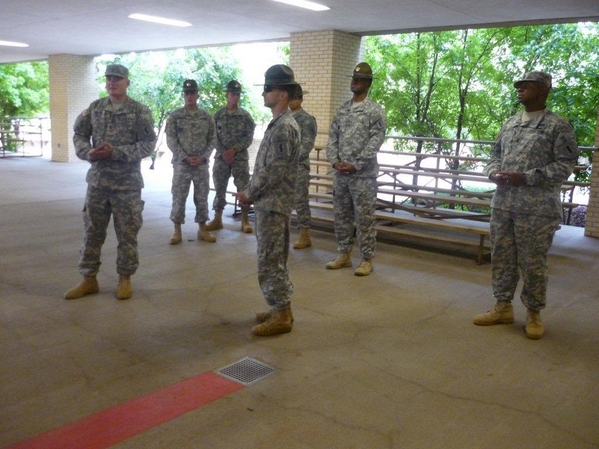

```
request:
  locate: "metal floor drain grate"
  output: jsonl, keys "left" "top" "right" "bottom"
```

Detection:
{"left": 216, "top": 357, "right": 276, "bottom": 386}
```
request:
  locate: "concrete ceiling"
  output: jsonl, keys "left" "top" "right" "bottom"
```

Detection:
{"left": 1, "top": 0, "right": 598, "bottom": 64}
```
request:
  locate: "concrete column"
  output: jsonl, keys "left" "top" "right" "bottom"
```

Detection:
{"left": 290, "top": 30, "right": 364, "bottom": 152}
{"left": 48, "top": 55, "right": 97, "bottom": 162}
{"left": 584, "top": 109, "right": 599, "bottom": 237}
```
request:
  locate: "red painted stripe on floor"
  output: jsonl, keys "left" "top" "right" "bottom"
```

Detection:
{"left": 5, "top": 371, "right": 244, "bottom": 449}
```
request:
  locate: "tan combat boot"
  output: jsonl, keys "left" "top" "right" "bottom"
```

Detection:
{"left": 354, "top": 258, "right": 373, "bottom": 276}
{"left": 252, "top": 306, "right": 293, "bottom": 336}
{"left": 256, "top": 307, "right": 295, "bottom": 324}
{"left": 116, "top": 275, "right": 132, "bottom": 300}
{"left": 325, "top": 252, "right": 352, "bottom": 269}
{"left": 293, "top": 227, "right": 312, "bottom": 249}
{"left": 198, "top": 223, "right": 216, "bottom": 243}
{"left": 169, "top": 223, "right": 182, "bottom": 245}
{"left": 204, "top": 211, "right": 223, "bottom": 231}
{"left": 241, "top": 208, "right": 253, "bottom": 233}
{"left": 64, "top": 275, "right": 99, "bottom": 299}
{"left": 473, "top": 301, "right": 514, "bottom": 325}
{"left": 525, "top": 309, "right": 544, "bottom": 339}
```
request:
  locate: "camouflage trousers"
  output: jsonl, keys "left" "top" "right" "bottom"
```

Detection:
{"left": 211, "top": 156, "right": 251, "bottom": 212}
{"left": 490, "top": 208, "right": 560, "bottom": 310}
{"left": 332, "top": 175, "right": 377, "bottom": 259}
{"left": 170, "top": 164, "right": 210, "bottom": 224}
{"left": 79, "top": 186, "right": 144, "bottom": 277}
{"left": 255, "top": 209, "right": 293, "bottom": 310}
{"left": 293, "top": 163, "right": 312, "bottom": 228}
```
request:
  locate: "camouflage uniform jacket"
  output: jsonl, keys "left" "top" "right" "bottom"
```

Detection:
{"left": 73, "top": 96, "right": 156, "bottom": 190}
{"left": 247, "top": 110, "right": 300, "bottom": 215}
{"left": 213, "top": 107, "right": 255, "bottom": 161}
{"left": 326, "top": 97, "right": 387, "bottom": 178}
{"left": 166, "top": 107, "right": 216, "bottom": 166}
{"left": 484, "top": 109, "right": 579, "bottom": 218}
{"left": 292, "top": 107, "right": 318, "bottom": 169}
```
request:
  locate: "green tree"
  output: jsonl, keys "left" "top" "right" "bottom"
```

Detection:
{"left": 0, "top": 61, "right": 48, "bottom": 151}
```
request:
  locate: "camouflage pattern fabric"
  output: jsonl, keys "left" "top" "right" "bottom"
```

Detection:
{"left": 490, "top": 209, "right": 560, "bottom": 310}
{"left": 292, "top": 107, "right": 317, "bottom": 228}
{"left": 73, "top": 97, "right": 156, "bottom": 189}
{"left": 484, "top": 110, "right": 579, "bottom": 219}
{"left": 325, "top": 97, "right": 386, "bottom": 178}
{"left": 246, "top": 110, "right": 300, "bottom": 309}
{"left": 73, "top": 96, "right": 156, "bottom": 276}
{"left": 255, "top": 210, "right": 293, "bottom": 309}
{"left": 79, "top": 187, "right": 144, "bottom": 276}
{"left": 484, "top": 109, "right": 579, "bottom": 310}
{"left": 332, "top": 176, "right": 378, "bottom": 259}
{"left": 170, "top": 164, "right": 211, "bottom": 223}
{"left": 326, "top": 97, "right": 386, "bottom": 259}
{"left": 166, "top": 107, "right": 216, "bottom": 224}
{"left": 212, "top": 107, "right": 255, "bottom": 211}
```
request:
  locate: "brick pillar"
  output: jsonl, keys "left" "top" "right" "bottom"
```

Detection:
{"left": 48, "top": 55, "right": 97, "bottom": 162}
{"left": 584, "top": 109, "right": 599, "bottom": 236}
{"left": 290, "top": 30, "right": 364, "bottom": 153}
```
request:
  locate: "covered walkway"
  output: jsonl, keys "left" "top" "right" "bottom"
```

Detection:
{"left": 1, "top": 156, "right": 598, "bottom": 448}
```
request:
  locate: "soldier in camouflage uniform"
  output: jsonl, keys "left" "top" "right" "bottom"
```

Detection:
{"left": 325, "top": 62, "right": 387, "bottom": 276}
{"left": 166, "top": 79, "right": 217, "bottom": 244}
{"left": 290, "top": 84, "right": 318, "bottom": 249}
{"left": 65, "top": 64, "right": 156, "bottom": 300}
{"left": 235, "top": 65, "right": 300, "bottom": 337}
{"left": 205, "top": 80, "right": 256, "bottom": 234}
{"left": 473, "top": 71, "right": 579, "bottom": 340}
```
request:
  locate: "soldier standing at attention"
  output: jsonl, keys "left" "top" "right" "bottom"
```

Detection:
{"left": 325, "top": 62, "right": 387, "bottom": 276}
{"left": 473, "top": 71, "right": 579, "bottom": 339}
{"left": 166, "top": 79, "right": 217, "bottom": 244}
{"left": 65, "top": 64, "right": 156, "bottom": 300}
{"left": 235, "top": 65, "right": 300, "bottom": 337}
{"left": 205, "top": 80, "right": 256, "bottom": 233}
{"left": 289, "top": 84, "right": 318, "bottom": 249}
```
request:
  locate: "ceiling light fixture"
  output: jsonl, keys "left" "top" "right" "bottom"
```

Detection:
{"left": 272, "top": 0, "right": 329, "bottom": 11}
{"left": 128, "top": 14, "right": 192, "bottom": 27}
{"left": 0, "top": 40, "right": 29, "bottom": 47}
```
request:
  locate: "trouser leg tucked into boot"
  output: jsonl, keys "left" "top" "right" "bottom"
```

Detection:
{"left": 326, "top": 252, "right": 352, "bottom": 269}
{"left": 252, "top": 306, "right": 293, "bottom": 336}
{"left": 204, "top": 211, "right": 223, "bottom": 231}
{"left": 241, "top": 208, "right": 253, "bottom": 233}
{"left": 473, "top": 300, "right": 514, "bottom": 325}
{"left": 169, "top": 223, "right": 182, "bottom": 245}
{"left": 293, "top": 227, "right": 312, "bottom": 249}
{"left": 525, "top": 309, "right": 544, "bottom": 339}
{"left": 116, "top": 275, "right": 132, "bottom": 300}
{"left": 64, "top": 275, "right": 99, "bottom": 299}
{"left": 354, "top": 258, "right": 373, "bottom": 276}
{"left": 198, "top": 223, "right": 216, "bottom": 243}
{"left": 256, "top": 307, "right": 295, "bottom": 324}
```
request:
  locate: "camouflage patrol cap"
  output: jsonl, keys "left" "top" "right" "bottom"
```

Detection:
{"left": 182, "top": 79, "right": 198, "bottom": 92}
{"left": 352, "top": 62, "right": 374, "bottom": 80}
{"left": 514, "top": 71, "right": 552, "bottom": 89}
{"left": 105, "top": 64, "right": 129, "bottom": 79}
{"left": 226, "top": 80, "right": 242, "bottom": 93}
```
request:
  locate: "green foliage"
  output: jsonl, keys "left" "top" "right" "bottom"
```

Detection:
{"left": 0, "top": 61, "right": 49, "bottom": 121}
{"left": 365, "top": 23, "right": 599, "bottom": 151}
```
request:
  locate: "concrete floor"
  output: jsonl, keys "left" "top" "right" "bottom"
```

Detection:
{"left": 1, "top": 154, "right": 599, "bottom": 449}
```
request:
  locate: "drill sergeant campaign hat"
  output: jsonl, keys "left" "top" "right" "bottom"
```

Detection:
{"left": 514, "top": 71, "right": 552, "bottom": 89}
{"left": 351, "top": 62, "right": 374, "bottom": 80}
{"left": 263, "top": 64, "right": 297, "bottom": 87}
{"left": 105, "top": 64, "right": 129, "bottom": 79}
{"left": 293, "top": 83, "right": 309, "bottom": 99}
{"left": 226, "top": 80, "right": 242, "bottom": 93}
{"left": 182, "top": 79, "right": 198, "bottom": 92}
